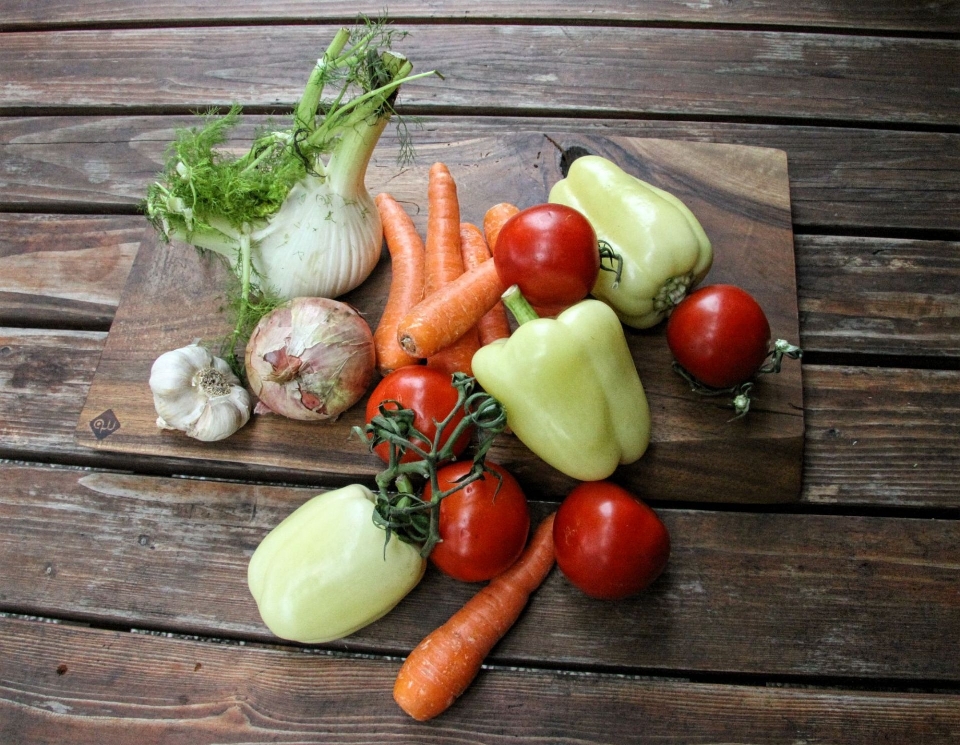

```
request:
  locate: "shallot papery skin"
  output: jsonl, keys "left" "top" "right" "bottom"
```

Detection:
{"left": 245, "top": 297, "right": 376, "bottom": 421}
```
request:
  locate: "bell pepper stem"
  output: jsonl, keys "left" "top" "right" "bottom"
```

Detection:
{"left": 501, "top": 284, "right": 540, "bottom": 325}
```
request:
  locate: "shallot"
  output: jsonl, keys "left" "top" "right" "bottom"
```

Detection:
{"left": 245, "top": 297, "right": 376, "bottom": 420}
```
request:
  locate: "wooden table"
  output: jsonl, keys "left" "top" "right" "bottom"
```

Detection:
{"left": 2, "top": 3, "right": 959, "bottom": 742}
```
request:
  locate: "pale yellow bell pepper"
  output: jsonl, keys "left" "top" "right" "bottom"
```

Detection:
{"left": 549, "top": 155, "right": 712, "bottom": 329}
{"left": 472, "top": 291, "right": 650, "bottom": 482}
{"left": 248, "top": 484, "right": 425, "bottom": 643}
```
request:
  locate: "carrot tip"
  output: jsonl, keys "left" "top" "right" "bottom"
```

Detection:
{"left": 398, "top": 333, "right": 420, "bottom": 357}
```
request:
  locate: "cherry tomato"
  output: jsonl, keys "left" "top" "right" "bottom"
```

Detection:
{"left": 666, "top": 284, "right": 772, "bottom": 389}
{"left": 365, "top": 366, "right": 472, "bottom": 463}
{"left": 428, "top": 461, "right": 530, "bottom": 583}
{"left": 553, "top": 481, "right": 670, "bottom": 600}
{"left": 494, "top": 203, "right": 600, "bottom": 316}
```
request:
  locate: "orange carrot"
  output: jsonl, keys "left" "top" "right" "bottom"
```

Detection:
{"left": 426, "top": 329, "right": 481, "bottom": 377}
{"left": 420, "top": 163, "right": 480, "bottom": 376}
{"left": 397, "top": 260, "right": 505, "bottom": 358}
{"left": 482, "top": 202, "right": 520, "bottom": 254}
{"left": 373, "top": 193, "right": 426, "bottom": 374}
{"left": 423, "top": 163, "right": 463, "bottom": 298}
{"left": 459, "top": 222, "right": 512, "bottom": 345}
{"left": 459, "top": 222, "right": 491, "bottom": 272}
{"left": 393, "top": 512, "right": 557, "bottom": 721}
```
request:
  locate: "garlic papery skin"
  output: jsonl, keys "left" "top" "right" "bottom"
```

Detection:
{"left": 150, "top": 344, "right": 252, "bottom": 442}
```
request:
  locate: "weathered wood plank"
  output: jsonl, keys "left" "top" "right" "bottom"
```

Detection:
{"left": 797, "top": 236, "right": 960, "bottom": 358}
{"left": 0, "top": 214, "right": 139, "bottom": 329}
{"left": 0, "top": 329, "right": 107, "bottom": 461}
{"left": 1, "top": 465, "right": 959, "bottom": 680}
{"left": 0, "top": 327, "right": 355, "bottom": 483}
{"left": 802, "top": 365, "right": 960, "bottom": 507}
{"left": 1, "top": 26, "right": 957, "bottom": 126}
{"left": 2, "top": 329, "right": 959, "bottom": 506}
{"left": 3, "top": 116, "right": 958, "bottom": 234}
{"left": 3, "top": 616, "right": 959, "bottom": 744}
{"left": 4, "top": 0, "right": 959, "bottom": 33}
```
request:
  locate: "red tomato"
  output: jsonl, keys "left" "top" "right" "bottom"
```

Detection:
{"left": 553, "top": 482, "right": 670, "bottom": 600}
{"left": 494, "top": 203, "right": 600, "bottom": 315}
{"left": 428, "top": 461, "right": 531, "bottom": 583}
{"left": 365, "top": 366, "right": 472, "bottom": 463}
{"left": 666, "top": 284, "right": 772, "bottom": 389}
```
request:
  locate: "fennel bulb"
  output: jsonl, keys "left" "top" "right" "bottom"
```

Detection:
{"left": 248, "top": 173, "right": 382, "bottom": 301}
{"left": 144, "top": 19, "right": 437, "bottom": 372}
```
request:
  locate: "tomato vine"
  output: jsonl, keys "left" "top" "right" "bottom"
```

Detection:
{"left": 354, "top": 372, "right": 507, "bottom": 556}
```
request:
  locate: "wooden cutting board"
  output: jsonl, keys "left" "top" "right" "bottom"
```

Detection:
{"left": 76, "top": 134, "right": 803, "bottom": 503}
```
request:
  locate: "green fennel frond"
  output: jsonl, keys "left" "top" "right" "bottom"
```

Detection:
{"left": 220, "top": 277, "right": 284, "bottom": 379}
{"left": 146, "top": 106, "right": 306, "bottom": 237}
{"left": 142, "top": 17, "right": 440, "bottom": 380}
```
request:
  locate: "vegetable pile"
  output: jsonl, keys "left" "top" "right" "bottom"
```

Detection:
{"left": 141, "top": 19, "right": 803, "bottom": 724}
{"left": 144, "top": 18, "right": 439, "bottom": 374}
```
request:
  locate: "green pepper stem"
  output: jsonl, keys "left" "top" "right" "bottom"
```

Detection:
{"left": 501, "top": 285, "right": 540, "bottom": 325}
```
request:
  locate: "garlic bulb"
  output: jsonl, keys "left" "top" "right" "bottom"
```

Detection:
{"left": 149, "top": 344, "right": 251, "bottom": 442}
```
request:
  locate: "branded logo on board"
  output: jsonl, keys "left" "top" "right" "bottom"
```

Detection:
{"left": 90, "top": 409, "right": 121, "bottom": 440}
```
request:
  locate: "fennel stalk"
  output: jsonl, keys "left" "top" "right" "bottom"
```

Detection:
{"left": 144, "top": 19, "right": 439, "bottom": 376}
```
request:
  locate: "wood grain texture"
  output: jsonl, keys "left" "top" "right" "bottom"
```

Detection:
{"left": 74, "top": 135, "right": 803, "bottom": 504}
{"left": 4, "top": 0, "right": 960, "bottom": 32}
{"left": 1, "top": 26, "right": 958, "bottom": 125}
{"left": 4, "top": 115, "right": 959, "bottom": 234}
{"left": 802, "top": 365, "right": 960, "bottom": 507}
{"left": 0, "top": 328, "right": 106, "bottom": 457}
{"left": 3, "top": 615, "right": 959, "bottom": 744}
{"left": 796, "top": 236, "right": 960, "bottom": 358}
{"left": 1, "top": 465, "right": 959, "bottom": 680}
{"left": 0, "top": 214, "right": 139, "bottom": 329}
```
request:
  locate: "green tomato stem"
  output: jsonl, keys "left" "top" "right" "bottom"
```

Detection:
{"left": 761, "top": 339, "right": 804, "bottom": 374}
{"left": 353, "top": 373, "right": 507, "bottom": 556}
{"left": 672, "top": 337, "right": 802, "bottom": 421}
